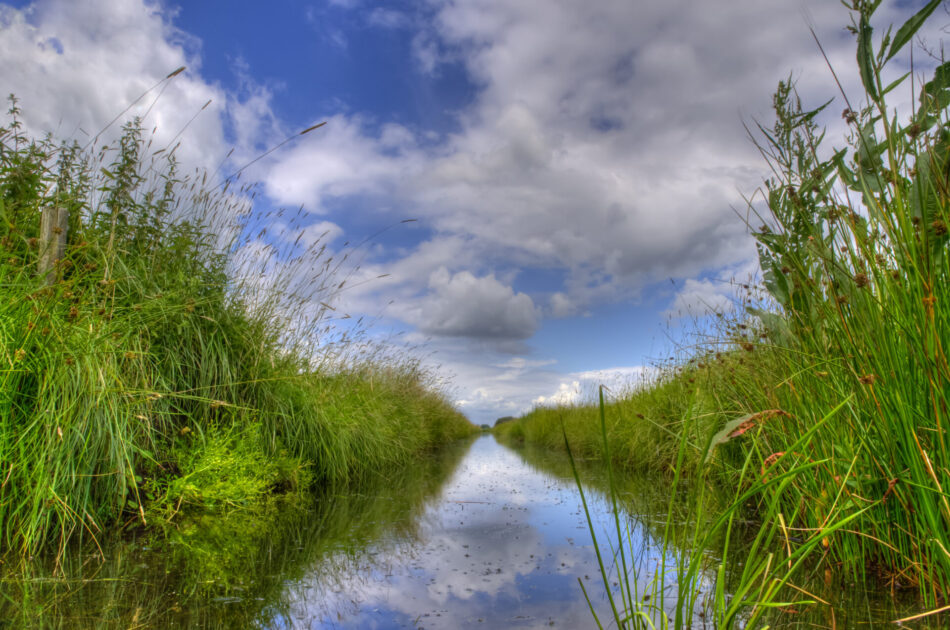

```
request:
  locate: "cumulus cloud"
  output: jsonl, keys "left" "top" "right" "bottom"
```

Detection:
{"left": 666, "top": 278, "right": 738, "bottom": 318}
{"left": 416, "top": 267, "right": 538, "bottom": 340}
{"left": 0, "top": 0, "right": 235, "bottom": 171}
{"left": 533, "top": 365, "right": 653, "bottom": 408}
{"left": 664, "top": 258, "right": 763, "bottom": 318}
{"left": 549, "top": 291, "right": 584, "bottom": 318}
{"left": 533, "top": 381, "right": 581, "bottom": 407}
{"left": 263, "top": 114, "right": 422, "bottom": 213}
{"left": 261, "top": 0, "right": 920, "bottom": 330}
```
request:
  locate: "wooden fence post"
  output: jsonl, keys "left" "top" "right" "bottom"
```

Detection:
{"left": 38, "top": 206, "right": 68, "bottom": 285}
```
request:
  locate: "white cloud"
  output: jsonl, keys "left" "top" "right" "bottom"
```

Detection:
{"left": 263, "top": 114, "right": 422, "bottom": 213}
{"left": 261, "top": 0, "right": 896, "bottom": 334}
{"left": 666, "top": 278, "right": 737, "bottom": 318}
{"left": 0, "top": 0, "right": 234, "bottom": 172}
{"left": 416, "top": 267, "right": 538, "bottom": 340}
{"left": 664, "top": 258, "right": 762, "bottom": 318}
{"left": 495, "top": 357, "right": 556, "bottom": 370}
{"left": 549, "top": 291, "right": 583, "bottom": 318}
{"left": 533, "top": 381, "right": 581, "bottom": 407}
{"left": 533, "top": 365, "right": 654, "bottom": 408}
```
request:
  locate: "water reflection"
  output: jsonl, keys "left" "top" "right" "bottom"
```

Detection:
{"left": 1, "top": 434, "right": 654, "bottom": 628}
{"left": 286, "top": 434, "right": 626, "bottom": 628}
{"left": 2, "top": 434, "right": 926, "bottom": 629}
{"left": 0, "top": 437, "right": 474, "bottom": 629}
{"left": 504, "top": 438, "right": 936, "bottom": 630}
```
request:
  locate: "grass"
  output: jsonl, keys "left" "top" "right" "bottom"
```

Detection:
{"left": 497, "top": 2, "right": 950, "bottom": 625}
{"left": 0, "top": 98, "right": 475, "bottom": 560}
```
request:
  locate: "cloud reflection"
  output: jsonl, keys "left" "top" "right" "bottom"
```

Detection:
{"left": 277, "top": 436, "right": 708, "bottom": 628}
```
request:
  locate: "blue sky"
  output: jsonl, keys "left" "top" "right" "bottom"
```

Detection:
{"left": 1, "top": 0, "right": 938, "bottom": 423}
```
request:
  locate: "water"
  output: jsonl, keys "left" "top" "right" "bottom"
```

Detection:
{"left": 284, "top": 434, "right": 626, "bottom": 628}
{"left": 0, "top": 435, "right": 934, "bottom": 628}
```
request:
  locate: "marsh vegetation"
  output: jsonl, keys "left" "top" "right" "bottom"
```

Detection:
{"left": 495, "top": 2, "right": 950, "bottom": 626}
{"left": 5, "top": 2, "right": 950, "bottom": 629}
{"left": 0, "top": 96, "right": 474, "bottom": 560}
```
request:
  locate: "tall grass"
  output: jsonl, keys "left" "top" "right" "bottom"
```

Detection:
{"left": 0, "top": 99, "right": 474, "bottom": 559}
{"left": 740, "top": 0, "right": 950, "bottom": 607}
{"left": 499, "top": 2, "right": 950, "bottom": 624}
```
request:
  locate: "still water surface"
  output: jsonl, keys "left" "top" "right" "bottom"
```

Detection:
{"left": 284, "top": 434, "right": 625, "bottom": 628}
{"left": 0, "top": 435, "right": 647, "bottom": 628}
{"left": 0, "top": 434, "right": 925, "bottom": 628}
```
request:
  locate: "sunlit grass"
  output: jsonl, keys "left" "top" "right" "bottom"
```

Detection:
{"left": 0, "top": 99, "right": 474, "bottom": 559}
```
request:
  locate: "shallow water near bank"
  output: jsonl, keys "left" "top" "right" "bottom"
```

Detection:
{"left": 0, "top": 435, "right": 935, "bottom": 628}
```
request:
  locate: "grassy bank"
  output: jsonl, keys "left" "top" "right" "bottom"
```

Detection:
{"left": 0, "top": 102, "right": 474, "bottom": 559}
{"left": 0, "top": 438, "right": 474, "bottom": 628}
{"left": 497, "top": 1, "right": 950, "bottom": 620}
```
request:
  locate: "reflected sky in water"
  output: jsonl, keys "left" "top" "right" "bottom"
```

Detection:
{"left": 2, "top": 435, "right": 917, "bottom": 628}
{"left": 278, "top": 435, "right": 643, "bottom": 628}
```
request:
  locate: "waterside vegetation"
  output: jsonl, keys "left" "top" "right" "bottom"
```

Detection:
{"left": 497, "top": 2, "right": 950, "bottom": 626}
{"left": 0, "top": 438, "right": 474, "bottom": 628}
{"left": 0, "top": 100, "right": 474, "bottom": 559}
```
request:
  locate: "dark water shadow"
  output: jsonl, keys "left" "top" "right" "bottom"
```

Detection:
{"left": 0, "top": 437, "right": 477, "bottom": 629}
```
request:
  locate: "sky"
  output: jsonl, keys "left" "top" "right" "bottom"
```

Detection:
{"left": 0, "top": 0, "right": 942, "bottom": 424}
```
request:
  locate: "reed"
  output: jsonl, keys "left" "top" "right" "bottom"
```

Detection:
{"left": 499, "top": 2, "right": 950, "bottom": 624}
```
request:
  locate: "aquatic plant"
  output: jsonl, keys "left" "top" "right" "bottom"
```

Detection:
{"left": 742, "top": 0, "right": 950, "bottom": 610}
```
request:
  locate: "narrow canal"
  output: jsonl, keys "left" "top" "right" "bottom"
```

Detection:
{"left": 0, "top": 434, "right": 922, "bottom": 628}
{"left": 283, "top": 433, "right": 628, "bottom": 628}
{"left": 1, "top": 435, "right": 668, "bottom": 628}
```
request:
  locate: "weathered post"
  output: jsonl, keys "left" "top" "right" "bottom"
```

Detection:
{"left": 38, "top": 206, "right": 68, "bottom": 285}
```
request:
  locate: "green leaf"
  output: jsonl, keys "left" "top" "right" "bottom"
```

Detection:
{"left": 885, "top": 0, "right": 941, "bottom": 63}
{"left": 747, "top": 306, "right": 792, "bottom": 345}
{"left": 882, "top": 71, "right": 911, "bottom": 97}
{"left": 857, "top": 13, "right": 879, "bottom": 102}
{"left": 760, "top": 255, "right": 791, "bottom": 308}
{"left": 919, "top": 61, "right": 950, "bottom": 114}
